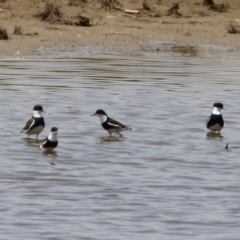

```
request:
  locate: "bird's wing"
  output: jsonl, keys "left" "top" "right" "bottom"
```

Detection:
{"left": 40, "top": 137, "right": 48, "bottom": 146}
{"left": 21, "top": 117, "right": 34, "bottom": 132}
{"left": 108, "top": 117, "right": 131, "bottom": 130}
{"left": 206, "top": 115, "right": 211, "bottom": 128}
{"left": 207, "top": 114, "right": 217, "bottom": 129}
{"left": 207, "top": 114, "right": 224, "bottom": 129}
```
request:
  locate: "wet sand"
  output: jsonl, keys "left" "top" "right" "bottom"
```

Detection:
{"left": 0, "top": 0, "right": 240, "bottom": 56}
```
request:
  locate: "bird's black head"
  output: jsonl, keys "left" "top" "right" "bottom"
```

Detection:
{"left": 33, "top": 105, "right": 44, "bottom": 111}
{"left": 51, "top": 127, "right": 58, "bottom": 132}
{"left": 213, "top": 103, "right": 224, "bottom": 109}
{"left": 91, "top": 109, "right": 107, "bottom": 116}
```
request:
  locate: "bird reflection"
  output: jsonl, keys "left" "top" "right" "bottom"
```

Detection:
{"left": 206, "top": 132, "right": 223, "bottom": 138}
{"left": 22, "top": 137, "right": 58, "bottom": 159}
{"left": 22, "top": 137, "right": 42, "bottom": 147}
{"left": 99, "top": 136, "right": 123, "bottom": 142}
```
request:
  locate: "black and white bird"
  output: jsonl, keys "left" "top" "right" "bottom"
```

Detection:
{"left": 91, "top": 109, "right": 132, "bottom": 137}
{"left": 20, "top": 105, "right": 45, "bottom": 140}
{"left": 40, "top": 127, "right": 58, "bottom": 151}
{"left": 206, "top": 102, "right": 225, "bottom": 133}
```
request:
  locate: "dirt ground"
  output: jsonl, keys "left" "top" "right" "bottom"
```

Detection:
{"left": 0, "top": 0, "right": 240, "bottom": 56}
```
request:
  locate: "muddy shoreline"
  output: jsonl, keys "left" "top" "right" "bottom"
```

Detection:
{"left": 0, "top": 0, "right": 240, "bottom": 57}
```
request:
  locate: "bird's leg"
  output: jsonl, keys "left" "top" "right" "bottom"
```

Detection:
{"left": 108, "top": 132, "right": 112, "bottom": 139}
{"left": 118, "top": 133, "right": 123, "bottom": 137}
{"left": 36, "top": 134, "right": 38, "bottom": 140}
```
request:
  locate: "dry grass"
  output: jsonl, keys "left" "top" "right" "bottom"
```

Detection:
{"left": 167, "top": 2, "right": 182, "bottom": 17}
{"left": 68, "top": 0, "right": 88, "bottom": 6}
{"left": 13, "top": 26, "right": 38, "bottom": 36}
{"left": 198, "top": 11, "right": 209, "bottom": 17}
{"left": 227, "top": 21, "right": 240, "bottom": 34}
{"left": 203, "top": 0, "right": 214, "bottom": 5}
{"left": 154, "top": 12, "right": 161, "bottom": 17}
{"left": 203, "top": 0, "right": 229, "bottom": 12}
{"left": 210, "top": 3, "right": 229, "bottom": 12}
{"left": 35, "top": 2, "right": 63, "bottom": 23}
{"left": 13, "top": 26, "right": 23, "bottom": 35}
{"left": 142, "top": 0, "right": 151, "bottom": 11}
{"left": 35, "top": 1, "right": 94, "bottom": 27}
{"left": 0, "top": 27, "right": 8, "bottom": 40}
{"left": 75, "top": 15, "right": 92, "bottom": 26}
{"left": 101, "top": 0, "right": 121, "bottom": 10}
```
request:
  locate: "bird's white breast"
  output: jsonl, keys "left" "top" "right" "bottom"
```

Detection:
{"left": 33, "top": 110, "right": 43, "bottom": 118}
{"left": 48, "top": 132, "right": 58, "bottom": 142}
{"left": 98, "top": 114, "right": 107, "bottom": 124}
{"left": 212, "top": 107, "right": 222, "bottom": 115}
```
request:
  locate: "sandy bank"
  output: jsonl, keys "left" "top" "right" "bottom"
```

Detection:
{"left": 0, "top": 0, "right": 240, "bottom": 56}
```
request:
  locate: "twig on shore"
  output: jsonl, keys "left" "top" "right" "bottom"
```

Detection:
{"left": 124, "top": 9, "right": 139, "bottom": 14}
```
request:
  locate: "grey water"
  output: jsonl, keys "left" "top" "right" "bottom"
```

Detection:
{"left": 0, "top": 48, "right": 240, "bottom": 239}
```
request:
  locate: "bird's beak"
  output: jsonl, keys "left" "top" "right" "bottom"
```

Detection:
{"left": 42, "top": 110, "right": 46, "bottom": 113}
{"left": 222, "top": 108, "right": 226, "bottom": 110}
{"left": 91, "top": 113, "right": 96, "bottom": 116}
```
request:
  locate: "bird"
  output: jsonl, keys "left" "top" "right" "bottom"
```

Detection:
{"left": 20, "top": 105, "right": 45, "bottom": 140}
{"left": 91, "top": 109, "right": 132, "bottom": 137}
{"left": 206, "top": 102, "right": 225, "bottom": 133}
{"left": 40, "top": 127, "right": 58, "bottom": 151}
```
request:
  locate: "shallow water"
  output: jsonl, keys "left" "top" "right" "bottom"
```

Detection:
{"left": 0, "top": 48, "right": 240, "bottom": 239}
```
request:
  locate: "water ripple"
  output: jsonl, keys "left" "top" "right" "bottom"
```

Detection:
{"left": 0, "top": 50, "right": 240, "bottom": 239}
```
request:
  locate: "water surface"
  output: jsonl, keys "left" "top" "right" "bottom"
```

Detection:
{"left": 0, "top": 49, "right": 240, "bottom": 239}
